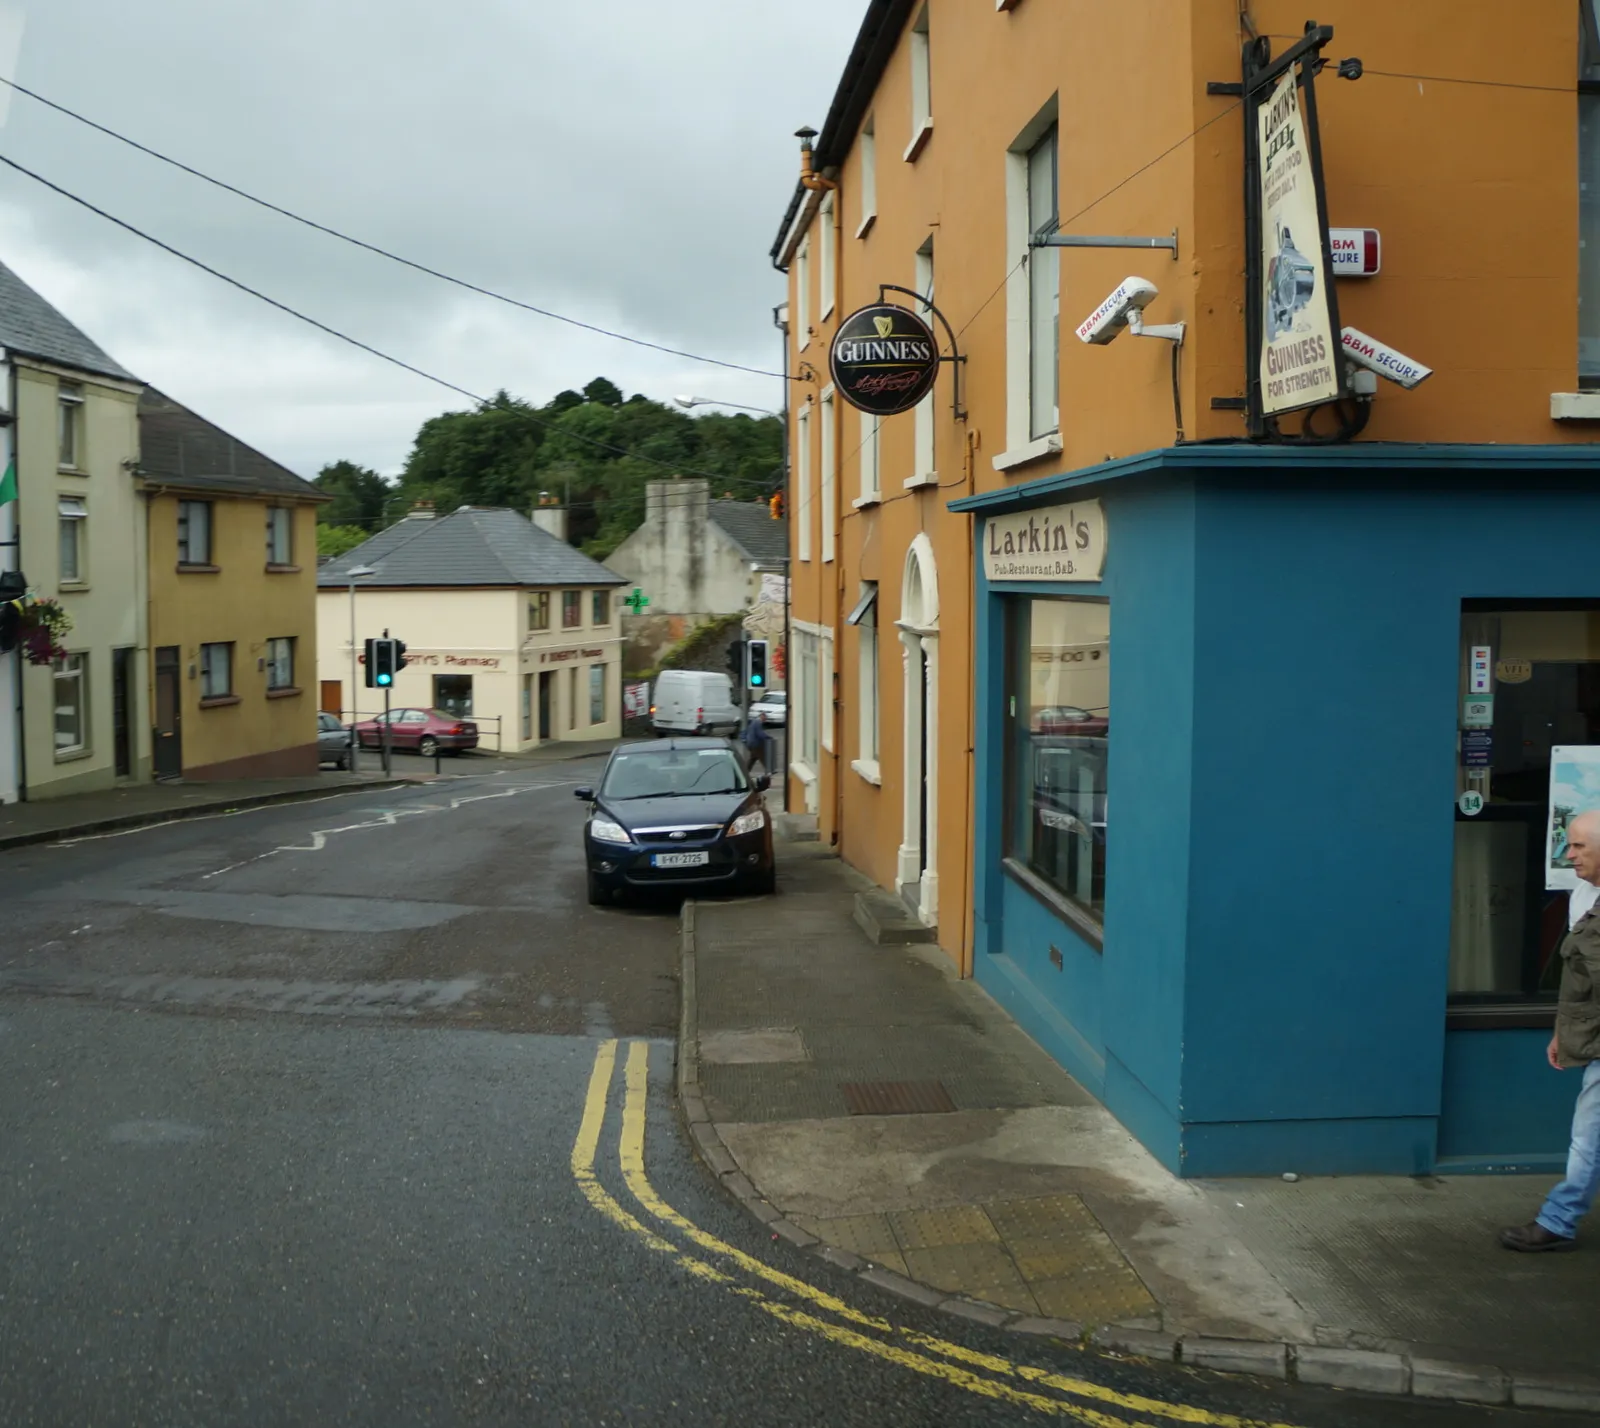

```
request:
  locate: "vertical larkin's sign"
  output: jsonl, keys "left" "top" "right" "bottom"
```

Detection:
{"left": 1245, "top": 26, "right": 1344, "bottom": 429}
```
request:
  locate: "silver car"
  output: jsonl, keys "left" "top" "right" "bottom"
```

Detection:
{"left": 317, "top": 711, "right": 352, "bottom": 770}
{"left": 749, "top": 690, "right": 787, "bottom": 728}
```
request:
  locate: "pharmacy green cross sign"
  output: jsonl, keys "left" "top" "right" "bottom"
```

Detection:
{"left": 623, "top": 588, "right": 650, "bottom": 615}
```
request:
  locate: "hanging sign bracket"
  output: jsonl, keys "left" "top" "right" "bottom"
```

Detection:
{"left": 877, "top": 283, "right": 968, "bottom": 421}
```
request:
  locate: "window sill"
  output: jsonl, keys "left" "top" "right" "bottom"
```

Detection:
{"left": 1551, "top": 392, "right": 1600, "bottom": 420}
{"left": 855, "top": 212, "right": 877, "bottom": 240}
{"left": 58, "top": 581, "right": 89, "bottom": 593}
{"left": 996, "top": 0, "right": 1023, "bottom": 9}
{"left": 903, "top": 472, "right": 939, "bottom": 490}
{"left": 198, "top": 694, "right": 241, "bottom": 709}
{"left": 57, "top": 465, "right": 87, "bottom": 477}
{"left": 851, "top": 757, "right": 882, "bottom": 786}
{"left": 852, "top": 493, "right": 882, "bottom": 510}
{"left": 993, "top": 432, "right": 1063, "bottom": 473}
{"left": 1002, "top": 856, "right": 1104, "bottom": 952}
{"left": 265, "top": 563, "right": 302, "bottom": 575}
{"left": 821, "top": 301, "right": 835, "bottom": 322}
{"left": 1445, "top": 1001, "right": 1557, "bottom": 1031}
{"left": 791, "top": 759, "right": 819, "bottom": 786}
{"left": 903, "top": 117, "right": 934, "bottom": 163}
{"left": 177, "top": 563, "right": 220, "bottom": 574}
{"left": 53, "top": 745, "right": 92, "bottom": 764}
{"left": 265, "top": 686, "right": 303, "bottom": 700}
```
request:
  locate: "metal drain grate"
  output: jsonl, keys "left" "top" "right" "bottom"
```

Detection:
{"left": 839, "top": 1080, "right": 957, "bottom": 1115}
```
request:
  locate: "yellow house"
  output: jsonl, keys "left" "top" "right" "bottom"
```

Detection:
{"left": 139, "top": 389, "right": 327, "bottom": 780}
{"left": 0, "top": 259, "right": 147, "bottom": 803}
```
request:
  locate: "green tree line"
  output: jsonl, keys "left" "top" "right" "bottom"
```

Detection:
{"left": 313, "top": 377, "right": 783, "bottom": 560}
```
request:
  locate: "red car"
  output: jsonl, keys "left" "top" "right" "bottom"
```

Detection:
{"left": 1033, "top": 705, "right": 1108, "bottom": 737}
{"left": 353, "top": 707, "right": 480, "bottom": 757}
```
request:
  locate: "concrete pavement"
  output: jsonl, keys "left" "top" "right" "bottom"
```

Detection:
{"left": 680, "top": 838, "right": 1600, "bottom": 1412}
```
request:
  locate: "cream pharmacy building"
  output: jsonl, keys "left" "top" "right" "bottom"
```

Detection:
{"left": 316, "top": 507, "right": 626, "bottom": 750}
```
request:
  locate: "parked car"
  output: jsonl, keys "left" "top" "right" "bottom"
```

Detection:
{"left": 650, "top": 670, "right": 740, "bottom": 737}
{"left": 352, "top": 707, "right": 479, "bottom": 757}
{"left": 316, "top": 711, "right": 352, "bottom": 770}
{"left": 749, "top": 690, "right": 787, "bottom": 728}
{"left": 575, "top": 738, "right": 775, "bottom": 904}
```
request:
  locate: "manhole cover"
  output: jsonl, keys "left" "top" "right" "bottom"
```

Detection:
{"left": 839, "top": 1080, "right": 957, "bottom": 1115}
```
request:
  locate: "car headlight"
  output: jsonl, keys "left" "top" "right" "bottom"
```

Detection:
{"left": 590, "top": 815, "right": 632, "bottom": 845}
{"left": 727, "top": 809, "right": 767, "bottom": 837}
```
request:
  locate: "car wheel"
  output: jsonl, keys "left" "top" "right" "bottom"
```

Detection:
{"left": 419, "top": 735, "right": 439, "bottom": 758}
{"left": 587, "top": 872, "right": 611, "bottom": 906}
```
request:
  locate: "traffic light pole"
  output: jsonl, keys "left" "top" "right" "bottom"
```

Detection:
{"left": 381, "top": 627, "right": 393, "bottom": 776}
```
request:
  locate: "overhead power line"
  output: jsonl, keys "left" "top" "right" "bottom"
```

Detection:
{"left": 0, "top": 74, "right": 794, "bottom": 383}
{"left": 0, "top": 149, "right": 775, "bottom": 488}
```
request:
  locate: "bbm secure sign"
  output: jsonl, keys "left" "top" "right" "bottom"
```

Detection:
{"left": 828, "top": 303, "right": 940, "bottom": 417}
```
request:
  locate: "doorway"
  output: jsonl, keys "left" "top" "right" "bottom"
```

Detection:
{"left": 153, "top": 646, "right": 182, "bottom": 780}
{"left": 112, "top": 647, "right": 133, "bottom": 778}
{"left": 538, "top": 671, "right": 554, "bottom": 741}
{"left": 320, "top": 680, "right": 343, "bottom": 715}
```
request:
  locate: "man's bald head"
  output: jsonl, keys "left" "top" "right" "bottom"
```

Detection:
{"left": 1568, "top": 809, "right": 1600, "bottom": 887}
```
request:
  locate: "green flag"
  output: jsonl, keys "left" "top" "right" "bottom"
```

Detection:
{"left": 0, "top": 459, "right": 14, "bottom": 506}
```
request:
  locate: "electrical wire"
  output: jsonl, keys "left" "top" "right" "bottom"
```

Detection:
{"left": 0, "top": 75, "right": 795, "bottom": 383}
{"left": 0, "top": 149, "right": 780, "bottom": 489}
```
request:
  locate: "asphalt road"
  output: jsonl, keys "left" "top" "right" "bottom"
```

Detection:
{"left": 0, "top": 761, "right": 1583, "bottom": 1426}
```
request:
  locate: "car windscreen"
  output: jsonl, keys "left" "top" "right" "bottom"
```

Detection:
{"left": 602, "top": 748, "right": 749, "bottom": 800}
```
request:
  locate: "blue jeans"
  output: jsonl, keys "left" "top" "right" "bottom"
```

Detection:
{"left": 1537, "top": 1059, "right": 1600, "bottom": 1240}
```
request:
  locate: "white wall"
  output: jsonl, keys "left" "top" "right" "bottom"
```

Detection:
{"left": 605, "top": 480, "right": 761, "bottom": 616}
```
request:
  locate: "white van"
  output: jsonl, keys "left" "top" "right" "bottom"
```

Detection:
{"left": 651, "top": 670, "right": 741, "bottom": 737}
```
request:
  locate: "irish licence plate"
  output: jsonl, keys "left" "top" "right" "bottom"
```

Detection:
{"left": 653, "top": 851, "right": 710, "bottom": 869}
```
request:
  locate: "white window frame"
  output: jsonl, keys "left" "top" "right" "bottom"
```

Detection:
{"left": 266, "top": 636, "right": 294, "bottom": 690}
{"left": 796, "top": 403, "right": 813, "bottom": 562}
{"left": 53, "top": 652, "right": 87, "bottom": 756}
{"left": 857, "top": 120, "right": 878, "bottom": 238}
{"left": 819, "top": 192, "right": 836, "bottom": 321}
{"left": 178, "top": 500, "right": 212, "bottom": 566}
{"left": 907, "top": 241, "right": 937, "bottom": 488}
{"left": 848, "top": 583, "right": 880, "bottom": 783}
{"left": 57, "top": 383, "right": 83, "bottom": 470}
{"left": 200, "top": 641, "right": 233, "bottom": 700}
{"left": 796, "top": 236, "right": 812, "bottom": 349}
{"left": 820, "top": 630, "right": 835, "bottom": 753}
{"left": 997, "top": 98, "right": 1065, "bottom": 472}
{"left": 905, "top": 5, "right": 933, "bottom": 161}
{"left": 820, "top": 387, "right": 836, "bottom": 563}
{"left": 58, "top": 495, "right": 86, "bottom": 585}
{"left": 266, "top": 506, "right": 293, "bottom": 566}
{"left": 854, "top": 408, "right": 881, "bottom": 507}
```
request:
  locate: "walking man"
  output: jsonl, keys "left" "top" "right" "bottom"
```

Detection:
{"left": 1501, "top": 807, "right": 1600, "bottom": 1252}
{"left": 739, "top": 709, "right": 767, "bottom": 777}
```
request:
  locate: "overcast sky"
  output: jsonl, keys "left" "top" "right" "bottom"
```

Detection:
{"left": 0, "top": 1, "right": 863, "bottom": 477}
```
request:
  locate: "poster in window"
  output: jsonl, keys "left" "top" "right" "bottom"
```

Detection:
{"left": 1258, "top": 69, "right": 1340, "bottom": 416}
{"left": 1547, "top": 745, "right": 1600, "bottom": 890}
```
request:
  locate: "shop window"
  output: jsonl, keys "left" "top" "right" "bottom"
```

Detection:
{"left": 54, "top": 653, "right": 87, "bottom": 754}
{"left": 529, "top": 591, "right": 551, "bottom": 632}
{"left": 433, "top": 674, "right": 473, "bottom": 717}
{"left": 590, "top": 663, "right": 606, "bottom": 724}
{"left": 1004, "top": 597, "right": 1109, "bottom": 925}
{"left": 1449, "top": 603, "right": 1600, "bottom": 1013}
{"left": 569, "top": 666, "right": 579, "bottom": 729}
{"left": 563, "top": 590, "right": 583, "bottom": 628}
{"left": 1581, "top": 2, "right": 1600, "bottom": 384}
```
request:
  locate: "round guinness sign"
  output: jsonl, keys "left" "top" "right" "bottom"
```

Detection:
{"left": 828, "top": 303, "right": 940, "bottom": 417}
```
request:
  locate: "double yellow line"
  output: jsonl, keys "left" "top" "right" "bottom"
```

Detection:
{"left": 571, "top": 1038, "right": 1302, "bottom": 1428}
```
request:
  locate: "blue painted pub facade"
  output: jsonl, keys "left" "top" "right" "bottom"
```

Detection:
{"left": 953, "top": 445, "right": 1600, "bottom": 1178}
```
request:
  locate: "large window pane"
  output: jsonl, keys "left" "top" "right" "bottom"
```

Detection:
{"left": 1005, "top": 597, "right": 1109, "bottom": 920}
{"left": 53, "top": 654, "right": 86, "bottom": 753}
{"left": 1449, "top": 604, "right": 1600, "bottom": 1003}
{"left": 1027, "top": 127, "right": 1060, "bottom": 438}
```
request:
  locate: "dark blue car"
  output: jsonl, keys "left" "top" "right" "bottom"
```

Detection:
{"left": 575, "top": 739, "right": 775, "bottom": 905}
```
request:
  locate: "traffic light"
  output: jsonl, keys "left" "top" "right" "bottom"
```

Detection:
{"left": 363, "top": 637, "right": 379, "bottom": 688}
{"left": 364, "top": 637, "right": 409, "bottom": 688}
{"left": 724, "top": 638, "right": 745, "bottom": 679}
{"left": 392, "top": 639, "right": 409, "bottom": 675}
{"left": 745, "top": 639, "right": 768, "bottom": 689}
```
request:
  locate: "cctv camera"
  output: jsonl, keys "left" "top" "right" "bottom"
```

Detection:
{"left": 1340, "top": 326, "right": 1431, "bottom": 389}
{"left": 1076, "top": 278, "right": 1159, "bottom": 345}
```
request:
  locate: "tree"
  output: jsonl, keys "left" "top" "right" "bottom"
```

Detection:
{"left": 397, "top": 389, "right": 544, "bottom": 514}
{"left": 317, "top": 524, "right": 369, "bottom": 559}
{"left": 314, "top": 460, "right": 390, "bottom": 527}
{"left": 582, "top": 376, "right": 624, "bottom": 407}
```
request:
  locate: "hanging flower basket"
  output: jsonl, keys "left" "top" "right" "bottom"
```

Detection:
{"left": 17, "top": 596, "right": 71, "bottom": 666}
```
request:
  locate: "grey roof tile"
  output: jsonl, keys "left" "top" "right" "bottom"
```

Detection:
{"left": 0, "top": 259, "right": 136, "bottom": 381}
{"left": 709, "top": 499, "right": 788, "bottom": 564}
{"left": 138, "top": 388, "right": 323, "bottom": 501}
{"left": 318, "top": 507, "right": 627, "bottom": 589}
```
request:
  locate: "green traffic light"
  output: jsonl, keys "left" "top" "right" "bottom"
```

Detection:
{"left": 377, "top": 673, "right": 392, "bottom": 686}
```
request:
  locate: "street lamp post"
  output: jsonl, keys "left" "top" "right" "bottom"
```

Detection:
{"left": 345, "top": 564, "right": 377, "bottom": 772}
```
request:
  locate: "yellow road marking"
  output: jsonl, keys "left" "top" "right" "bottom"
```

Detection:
{"left": 613, "top": 1040, "right": 1302, "bottom": 1428}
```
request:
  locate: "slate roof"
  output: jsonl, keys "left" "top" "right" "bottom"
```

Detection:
{"left": 709, "top": 499, "right": 788, "bottom": 565}
{"left": 0, "top": 259, "right": 137, "bottom": 382}
{"left": 318, "top": 507, "right": 628, "bottom": 589}
{"left": 138, "top": 388, "right": 323, "bottom": 501}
